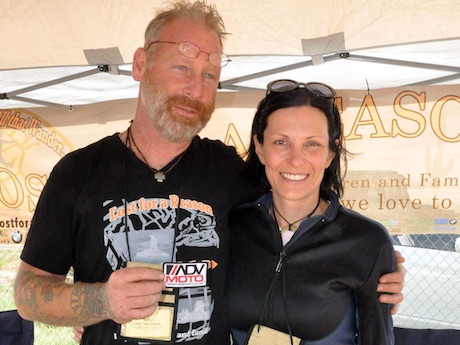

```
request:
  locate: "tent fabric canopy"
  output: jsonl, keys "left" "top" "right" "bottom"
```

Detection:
{"left": 1, "top": 0, "right": 460, "bottom": 109}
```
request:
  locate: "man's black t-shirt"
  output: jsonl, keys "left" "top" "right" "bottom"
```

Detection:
{"left": 21, "top": 134, "right": 255, "bottom": 345}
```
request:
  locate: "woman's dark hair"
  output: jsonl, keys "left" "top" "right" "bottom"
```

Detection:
{"left": 244, "top": 88, "right": 349, "bottom": 199}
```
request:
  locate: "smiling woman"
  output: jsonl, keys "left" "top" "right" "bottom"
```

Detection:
{"left": 254, "top": 105, "right": 335, "bottom": 212}
{"left": 226, "top": 80, "right": 398, "bottom": 345}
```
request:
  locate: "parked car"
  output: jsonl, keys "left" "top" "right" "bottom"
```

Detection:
{"left": 393, "top": 234, "right": 460, "bottom": 253}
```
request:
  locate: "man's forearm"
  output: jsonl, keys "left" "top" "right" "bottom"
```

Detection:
{"left": 14, "top": 270, "right": 114, "bottom": 326}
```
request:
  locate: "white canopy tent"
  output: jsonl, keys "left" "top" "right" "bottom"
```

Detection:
{"left": 1, "top": 0, "right": 460, "bottom": 109}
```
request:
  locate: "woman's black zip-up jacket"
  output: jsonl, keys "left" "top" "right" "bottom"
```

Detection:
{"left": 226, "top": 191, "right": 395, "bottom": 345}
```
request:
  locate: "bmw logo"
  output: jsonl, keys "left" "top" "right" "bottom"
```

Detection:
{"left": 12, "top": 230, "right": 23, "bottom": 244}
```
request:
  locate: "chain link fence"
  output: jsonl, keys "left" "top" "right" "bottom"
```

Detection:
{"left": 0, "top": 244, "right": 75, "bottom": 344}
{"left": 392, "top": 234, "right": 460, "bottom": 330}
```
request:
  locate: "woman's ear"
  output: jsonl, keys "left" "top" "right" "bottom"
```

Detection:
{"left": 132, "top": 48, "right": 147, "bottom": 82}
{"left": 253, "top": 135, "right": 265, "bottom": 165}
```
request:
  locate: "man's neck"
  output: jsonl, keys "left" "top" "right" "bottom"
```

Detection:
{"left": 127, "top": 117, "right": 192, "bottom": 171}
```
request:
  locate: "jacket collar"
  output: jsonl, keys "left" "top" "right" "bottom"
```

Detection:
{"left": 256, "top": 190, "right": 341, "bottom": 223}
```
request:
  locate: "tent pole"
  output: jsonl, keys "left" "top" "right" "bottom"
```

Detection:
{"left": 6, "top": 66, "right": 108, "bottom": 98}
{"left": 220, "top": 54, "right": 341, "bottom": 90}
{"left": 345, "top": 54, "right": 460, "bottom": 73}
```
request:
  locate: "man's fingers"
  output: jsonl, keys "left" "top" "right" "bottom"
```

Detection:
{"left": 380, "top": 292, "right": 403, "bottom": 315}
{"left": 378, "top": 281, "right": 404, "bottom": 294}
{"left": 379, "top": 291, "right": 403, "bottom": 305}
{"left": 125, "top": 292, "right": 163, "bottom": 309}
{"left": 394, "top": 250, "right": 406, "bottom": 264}
{"left": 390, "top": 302, "right": 400, "bottom": 315}
{"left": 112, "top": 303, "right": 160, "bottom": 324}
{"left": 113, "top": 267, "right": 165, "bottom": 283}
{"left": 106, "top": 267, "right": 166, "bottom": 324}
{"left": 379, "top": 268, "right": 405, "bottom": 286}
{"left": 73, "top": 326, "right": 83, "bottom": 343}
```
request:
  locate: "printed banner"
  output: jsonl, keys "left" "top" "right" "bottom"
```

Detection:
{"left": 1, "top": 86, "right": 459, "bottom": 244}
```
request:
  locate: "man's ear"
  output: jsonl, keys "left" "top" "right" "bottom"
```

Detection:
{"left": 132, "top": 48, "right": 147, "bottom": 82}
{"left": 253, "top": 135, "right": 265, "bottom": 165}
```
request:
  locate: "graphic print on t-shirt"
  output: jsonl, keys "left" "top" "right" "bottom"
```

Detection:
{"left": 102, "top": 194, "right": 218, "bottom": 342}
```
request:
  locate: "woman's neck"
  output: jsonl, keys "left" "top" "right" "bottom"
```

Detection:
{"left": 272, "top": 195, "right": 323, "bottom": 230}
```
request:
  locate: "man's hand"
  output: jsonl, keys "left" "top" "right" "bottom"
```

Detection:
{"left": 14, "top": 261, "right": 166, "bottom": 327}
{"left": 377, "top": 250, "right": 406, "bottom": 315}
{"left": 73, "top": 326, "right": 83, "bottom": 344}
{"left": 106, "top": 266, "right": 166, "bottom": 324}
{"left": 72, "top": 266, "right": 165, "bottom": 343}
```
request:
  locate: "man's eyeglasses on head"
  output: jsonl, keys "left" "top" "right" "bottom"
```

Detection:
{"left": 266, "top": 79, "right": 336, "bottom": 99}
{"left": 146, "top": 40, "right": 231, "bottom": 68}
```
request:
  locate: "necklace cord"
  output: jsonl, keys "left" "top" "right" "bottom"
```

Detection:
{"left": 273, "top": 197, "right": 321, "bottom": 231}
{"left": 124, "top": 125, "right": 132, "bottom": 262}
{"left": 124, "top": 122, "right": 186, "bottom": 263}
{"left": 128, "top": 124, "right": 184, "bottom": 175}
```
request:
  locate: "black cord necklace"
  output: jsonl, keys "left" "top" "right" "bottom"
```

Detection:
{"left": 122, "top": 122, "right": 186, "bottom": 266}
{"left": 272, "top": 197, "right": 321, "bottom": 235}
{"left": 127, "top": 124, "right": 184, "bottom": 183}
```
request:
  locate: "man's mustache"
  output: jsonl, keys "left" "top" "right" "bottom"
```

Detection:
{"left": 168, "top": 95, "right": 214, "bottom": 116}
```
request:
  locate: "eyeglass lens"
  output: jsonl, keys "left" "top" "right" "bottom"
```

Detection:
{"left": 147, "top": 41, "right": 229, "bottom": 67}
{"left": 179, "top": 42, "right": 228, "bottom": 67}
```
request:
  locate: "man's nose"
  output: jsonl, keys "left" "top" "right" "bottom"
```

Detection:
{"left": 183, "top": 73, "right": 204, "bottom": 99}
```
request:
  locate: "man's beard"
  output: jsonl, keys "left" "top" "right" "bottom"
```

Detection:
{"left": 140, "top": 73, "right": 215, "bottom": 142}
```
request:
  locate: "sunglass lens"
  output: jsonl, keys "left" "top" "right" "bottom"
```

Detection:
{"left": 308, "top": 83, "right": 335, "bottom": 98}
{"left": 269, "top": 80, "right": 298, "bottom": 92}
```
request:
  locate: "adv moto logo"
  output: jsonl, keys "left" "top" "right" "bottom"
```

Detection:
{"left": 163, "top": 262, "right": 208, "bottom": 288}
